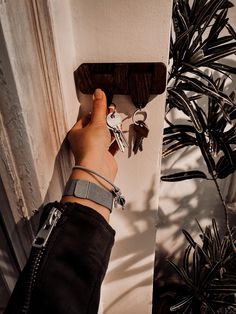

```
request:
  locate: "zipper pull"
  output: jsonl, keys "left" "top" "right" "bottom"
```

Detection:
{"left": 32, "top": 207, "right": 62, "bottom": 248}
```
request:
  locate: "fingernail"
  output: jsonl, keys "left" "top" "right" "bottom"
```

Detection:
{"left": 93, "top": 88, "right": 103, "bottom": 100}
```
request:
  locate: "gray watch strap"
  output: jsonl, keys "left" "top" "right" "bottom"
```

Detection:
{"left": 63, "top": 179, "right": 114, "bottom": 212}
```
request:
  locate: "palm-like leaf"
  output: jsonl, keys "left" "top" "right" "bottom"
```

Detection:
{"left": 169, "top": 220, "right": 236, "bottom": 312}
{"left": 170, "top": 0, "right": 236, "bottom": 77}
{"left": 163, "top": 76, "right": 236, "bottom": 180}
{"left": 161, "top": 170, "right": 207, "bottom": 182}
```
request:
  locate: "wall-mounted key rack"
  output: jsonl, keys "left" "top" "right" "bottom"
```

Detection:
{"left": 74, "top": 62, "right": 167, "bottom": 107}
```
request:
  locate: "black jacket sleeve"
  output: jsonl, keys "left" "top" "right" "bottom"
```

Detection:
{"left": 5, "top": 202, "right": 115, "bottom": 314}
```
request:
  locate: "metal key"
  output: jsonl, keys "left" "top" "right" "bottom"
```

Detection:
{"left": 133, "top": 120, "right": 149, "bottom": 154}
{"left": 107, "top": 111, "right": 129, "bottom": 152}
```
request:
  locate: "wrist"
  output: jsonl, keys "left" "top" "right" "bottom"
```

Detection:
{"left": 70, "top": 168, "right": 113, "bottom": 191}
{"left": 61, "top": 166, "right": 115, "bottom": 222}
{"left": 61, "top": 165, "right": 125, "bottom": 221}
{"left": 78, "top": 157, "right": 117, "bottom": 184}
{"left": 61, "top": 169, "right": 111, "bottom": 221}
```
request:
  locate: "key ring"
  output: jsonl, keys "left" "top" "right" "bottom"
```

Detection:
{"left": 108, "top": 103, "right": 116, "bottom": 117}
{"left": 132, "top": 108, "right": 147, "bottom": 125}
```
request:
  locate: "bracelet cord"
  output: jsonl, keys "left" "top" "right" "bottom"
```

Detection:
{"left": 73, "top": 165, "right": 125, "bottom": 209}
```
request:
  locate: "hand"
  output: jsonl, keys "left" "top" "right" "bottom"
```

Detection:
{"left": 67, "top": 88, "right": 118, "bottom": 183}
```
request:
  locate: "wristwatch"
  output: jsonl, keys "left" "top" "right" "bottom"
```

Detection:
{"left": 63, "top": 179, "right": 114, "bottom": 212}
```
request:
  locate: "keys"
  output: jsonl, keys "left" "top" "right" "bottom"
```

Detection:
{"left": 107, "top": 111, "right": 129, "bottom": 152}
{"left": 133, "top": 120, "right": 149, "bottom": 154}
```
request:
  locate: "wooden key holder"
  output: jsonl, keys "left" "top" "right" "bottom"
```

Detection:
{"left": 74, "top": 62, "right": 167, "bottom": 107}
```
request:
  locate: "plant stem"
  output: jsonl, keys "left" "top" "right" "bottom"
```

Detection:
{"left": 212, "top": 176, "right": 236, "bottom": 253}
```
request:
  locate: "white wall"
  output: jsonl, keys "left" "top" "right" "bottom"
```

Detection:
{"left": 48, "top": 1, "right": 172, "bottom": 313}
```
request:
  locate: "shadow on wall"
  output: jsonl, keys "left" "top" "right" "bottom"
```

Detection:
{"left": 152, "top": 154, "right": 236, "bottom": 312}
{"left": 103, "top": 175, "right": 158, "bottom": 313}
{"left": 154, "top": 152, "right": 232, "bottom": 280}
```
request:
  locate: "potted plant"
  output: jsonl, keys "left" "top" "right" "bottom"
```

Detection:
{"left": 153, "top": 0, "right": 236, "bottom": 312}
{"left": 167, "top": 219, "right": 236, "bottom": 313}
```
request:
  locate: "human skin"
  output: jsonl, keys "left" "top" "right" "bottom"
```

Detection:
{"left": 61, "top": 88, "right": 118, "bottom": 222}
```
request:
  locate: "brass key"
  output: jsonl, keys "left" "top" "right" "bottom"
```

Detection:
{"left": 133, "top": 120, "right": 149, "bottom": 154}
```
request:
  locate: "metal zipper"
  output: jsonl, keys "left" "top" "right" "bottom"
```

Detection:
{"left": 21, "top": 207, "right": 62, "bottom": 313}
{"left": 32, "top": 207, "right": 62, "bottom": 248}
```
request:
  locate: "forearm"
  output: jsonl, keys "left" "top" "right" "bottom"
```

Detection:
{"left": 5, "top": 202, "right": 115, "bottom": 314}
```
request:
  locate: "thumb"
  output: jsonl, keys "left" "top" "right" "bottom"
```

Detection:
{"left": 91, "top": 89, "right": 107, "bottom": 124}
